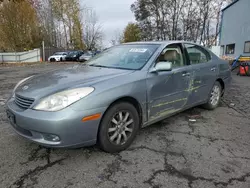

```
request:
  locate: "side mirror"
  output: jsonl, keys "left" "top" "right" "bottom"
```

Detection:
{"left": 150, "top": 61, "right": 172, "bottom": 73}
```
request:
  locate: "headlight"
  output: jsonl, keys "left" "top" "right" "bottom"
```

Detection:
{"left": 73, "top": 55, "right": 77, "bottom": 57}
{"left": 33, "top": 87, "right": 94, "bottom": 112}
{"left": 12, "top": 76, "right": 34, "bottom": 96}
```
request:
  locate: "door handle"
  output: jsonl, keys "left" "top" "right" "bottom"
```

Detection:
{"left": 211, "top": 67, "right": 216, "bottom": 71}
{"left": 182, "top": 72, "right": 190, "bottom": 77}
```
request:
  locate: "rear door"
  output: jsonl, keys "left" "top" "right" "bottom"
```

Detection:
{"left": 183, "top": 43, "right": 217, "bottom": 105}
{"left": 147, "top": 43, "right": 193, "bottom": 121}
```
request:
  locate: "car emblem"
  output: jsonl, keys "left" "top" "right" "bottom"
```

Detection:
{"left": 22, "top": 85, "right": 29, "bottom": 90}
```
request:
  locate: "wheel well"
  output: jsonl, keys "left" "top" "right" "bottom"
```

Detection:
{"left": 216, "top": 78, "right": 225, "bottom": 96}
{"left": 96, "top": 96, "right": 143, "bottom": 143}
{"left": 104, "top": 97, "right": 143, "bottom": 127}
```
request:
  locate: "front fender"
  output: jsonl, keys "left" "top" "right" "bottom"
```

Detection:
{"left": 70, "top": 72, "right": 148, "bottom": 121}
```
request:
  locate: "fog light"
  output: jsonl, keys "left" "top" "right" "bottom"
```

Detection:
{"left": 43, "top": 134, "right": 60, "bottom": 142}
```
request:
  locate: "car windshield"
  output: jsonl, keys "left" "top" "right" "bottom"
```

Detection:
{"left": 86, "top": 44, "right": 160, "bottom": 70}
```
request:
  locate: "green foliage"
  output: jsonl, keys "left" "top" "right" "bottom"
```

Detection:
{"left": 51, "top": 0, "right": 85, "bottom": 49}
{"left": 122, "top": 23, "right": 141, "bottom": 43}
{"left": 0, "top": 0, "right": 43, "bottom": 51}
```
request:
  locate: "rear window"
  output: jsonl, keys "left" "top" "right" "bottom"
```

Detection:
{"left": 184, "top": 44, "right": 211, "bottom": 64}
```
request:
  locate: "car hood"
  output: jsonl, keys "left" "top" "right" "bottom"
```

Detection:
{"left": 15, "top": 65, "right": 134, "bottom": 100}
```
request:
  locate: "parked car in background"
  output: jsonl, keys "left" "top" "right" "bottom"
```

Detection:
{"left": 65, "top": 51, "right": 84, "bottom": 61}
{"left": 6, "top": 41, "right": 231, "bottom": 153}
{"left": 79, "top": 51, "right": 94, "bottom": 62}
{"left": 48, "top": 52, "right": 68, "bottom": 62}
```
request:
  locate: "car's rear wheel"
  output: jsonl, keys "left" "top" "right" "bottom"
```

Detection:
{"left": 98, "top": 102, "right": 139, "bottom": 153}
{"left": 203, "top": 81, "right": 222, "bottom": 110}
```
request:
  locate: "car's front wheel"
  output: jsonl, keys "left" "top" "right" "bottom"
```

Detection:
{"left": 49, "top": 58, "right": 55, "bottom": 62}
{"left": 203, "top": 81, "right": 222, "bottom": 110}
{"left": 98, "top": 102, "right": 139, "bottom": 153}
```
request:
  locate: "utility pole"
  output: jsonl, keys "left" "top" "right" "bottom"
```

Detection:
{"left": 42, "top": 41, "right": 45, "bottom": 62}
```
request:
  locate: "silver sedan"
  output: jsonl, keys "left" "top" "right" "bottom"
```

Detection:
{"left": 6, "top": 41, "right": 231, "bottom": 153}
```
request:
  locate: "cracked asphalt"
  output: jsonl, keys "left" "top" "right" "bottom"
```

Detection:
{"left": 0, "top": 63, "right": 250, "bottom": 188}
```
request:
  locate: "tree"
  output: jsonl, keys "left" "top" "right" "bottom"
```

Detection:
{"left": 122, "top": 23, "right": 141, "bottom": 43}
{"left": 83, "top": 10, "right": 103, "bottom": 50}
{"left": 51, "top": 0, "right": 85, "bottom": 49}
{"left": 0, "top": 0, "right": 42, "bottom": 51}
{"left": 0, "top": 0, "right": 105, "bottom": 51}
{"left": 110, "top": 29, "right": 123, "bottom": 46}
{"left": 131, "top": 0, "right": 233, "bottom": 47}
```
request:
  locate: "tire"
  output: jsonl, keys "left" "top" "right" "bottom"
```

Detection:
{"left": 60, "top": 57, "right": 62, "bottom": 62}
{"left": 50, "top": 58, "right": 55, "bottom": 62}
{"left": 98, "top": 102, "right": 140, "bottom": 153}
{"left": 203, "top": 81, "right": 222, "bottom": 110}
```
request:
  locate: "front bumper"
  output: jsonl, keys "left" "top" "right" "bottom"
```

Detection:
{"left": 48, "top": 57, "right": 61, "bottom": 62}
{"left": 6, "top": 98, "right": 107, "bottom": 148}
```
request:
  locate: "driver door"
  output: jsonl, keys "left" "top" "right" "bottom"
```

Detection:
{"left": 146, "top": 43, "right": 192, "bottom": 121}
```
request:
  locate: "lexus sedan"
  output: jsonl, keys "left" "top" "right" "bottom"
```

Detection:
{"left": 48, "top": 52, "right": 68, "bottom": 62}
{"left": 6, "top": 41, "right": 231, "bottom": 153}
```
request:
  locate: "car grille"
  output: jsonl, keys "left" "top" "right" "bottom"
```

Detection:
{"left": 14, "top": 94, "right": 34, "bottom": 109}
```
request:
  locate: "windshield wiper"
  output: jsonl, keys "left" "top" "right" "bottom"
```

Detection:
{"left": 89, "top": 64, "right": 136, "bottom": 70}
{"left": 89, "top": 64, "right": 110, "bottom": 68}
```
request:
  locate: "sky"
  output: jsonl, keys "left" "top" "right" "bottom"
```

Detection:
{"left": 83, "top": 0, "right": 136, "bottom": 47}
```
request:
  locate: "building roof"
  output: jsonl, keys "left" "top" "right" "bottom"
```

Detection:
{"left": 222, "top": 0, "right": 239, "bottom": 12}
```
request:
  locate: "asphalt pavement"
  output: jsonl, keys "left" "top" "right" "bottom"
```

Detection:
{"left": 0, "top": 63, "right": 249, "bottom": 188}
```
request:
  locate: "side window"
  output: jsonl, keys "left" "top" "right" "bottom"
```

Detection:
{"left": 184, "top": 44, "right": 211, "bottom": 64}
{"left": 157, "top": 44, "right": 184, "bottom": 68}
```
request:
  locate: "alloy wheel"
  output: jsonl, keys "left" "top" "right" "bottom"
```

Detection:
{"left": 210, "top": 85, "right": 220, "bottom": 106}
{"left": 108, "top": 111, "right": 134, "bottom": 145}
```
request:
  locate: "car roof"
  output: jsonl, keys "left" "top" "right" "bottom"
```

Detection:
{"left": 123, "top": 40, "right": 210, "bottom": 51}
{"left": 121, "top": 40, "right": 215, "bottom": 58}
{"left": 123, "top": 40, "right": 201, "bottom": 46}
